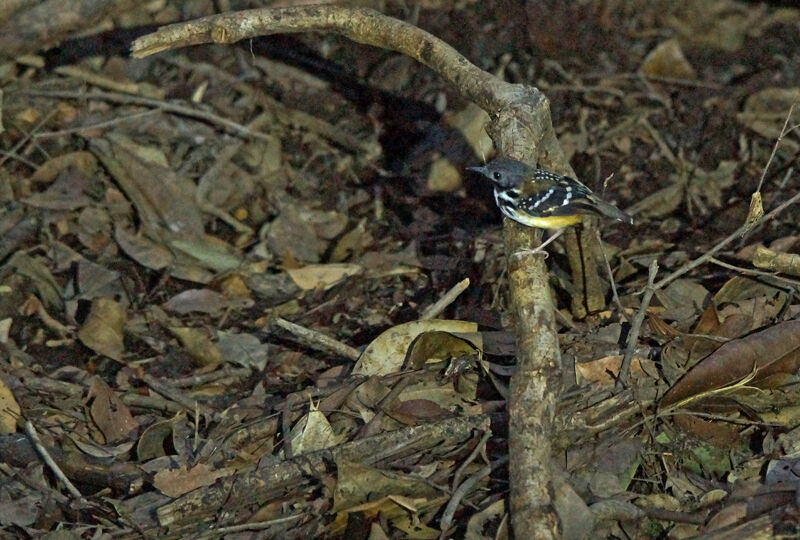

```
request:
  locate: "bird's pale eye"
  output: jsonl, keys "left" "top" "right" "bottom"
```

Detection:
{"left": 493, "top": 172, "right": 502, "bottom": 180}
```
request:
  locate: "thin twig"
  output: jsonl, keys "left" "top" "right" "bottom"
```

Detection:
{"left": 195, "top": 514, "right": 306, "bottom": 539}
{"left": 439, "top": 455, "right": 509, "bottom": 537}
{"left": 0, "top": 108, "right": 57, "bottom": 167}
{"left": 708, "top": 257, "right": 800, "bottom": 287}
{"left": 137, "top": 373, "right": 214, "bottom": 419}
{"left": 21, "top": 89, "right": 275, "bottom": 142}
{"left": 655, "top": 103, "right": 799, "bottom": 289}
{"left": 33, "top": 109, "right": 164, "bottom": 139}
{"left": 24, "top": 420, "right": 84, "bottom": 500}
{"left": 452, "top": 430, "right": 492, "bottom": 490}
{"left": 654, "top": 187, "right": 800, "bottom": 290}
{"left": 756, "top": 101, "right": 797, "bottom": 193}
{"left": 595, "top": 230, "right": 631, "bottom": 323}
{"left": 616, "top": 259, "right": 658, "bottom": 390}
{"left": 272, "top": 317, "right": 361, "bottom": 361}
{"left": 421, "top": 278, "right": 470, "bottom": 319}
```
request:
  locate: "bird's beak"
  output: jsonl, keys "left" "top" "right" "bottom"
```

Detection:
{"left": 467, "top": 166, "right": 484, "bottom": 174}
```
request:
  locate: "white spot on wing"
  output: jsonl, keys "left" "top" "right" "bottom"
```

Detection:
{"left": 532, "top": 188, "right": 554, "bottom": 208}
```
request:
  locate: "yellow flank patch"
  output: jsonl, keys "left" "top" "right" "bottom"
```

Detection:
{"left": 515, "top": 214, "right": 583, "bottom": 229}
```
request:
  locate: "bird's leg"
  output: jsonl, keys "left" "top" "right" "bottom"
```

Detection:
{"left": 511, "top": 228, "right": 565, "bottom": 260}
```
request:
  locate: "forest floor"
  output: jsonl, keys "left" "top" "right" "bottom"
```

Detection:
{"left": 0, "top": 0, "right": 799, "bottom": 538}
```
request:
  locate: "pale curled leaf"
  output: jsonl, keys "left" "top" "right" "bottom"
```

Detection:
{"left": 169, "top": 327, "right": 224, "bottom": 367}
{"left": 353, "top": 319, "right": 477, "bottom": 376}
{"left": 77, "top": 297, "right": 127, "bottom": 361}
{"left": 287, "top": 263, "right": 362, "bottom": 290}
{"left": 0, "top": 376, "right": 21, "bottom": 435}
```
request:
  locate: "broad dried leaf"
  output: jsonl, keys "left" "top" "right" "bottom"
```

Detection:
{"left": 73, "top": 259, "right": 122, "bottom": 301}
{"left": 137, "top": 415, "right": 181, "bottom": 462}
{"left": 737, "top": 87, "right": 800, "bottom": 144}
{"left": 216, "top": 331, "right": 269, "bottom": 370}
{"left": 640, "top": 39, "right": 696, "bottom": 79}
{"left": 8, "top": 252, "right": 63, "bottom": 309}
{"left": 0, "top": 495, "right": 40, "bottom": 527}
{"left": 427, "top": 156, "right": 461, "bottom": 192}
{"left": 28, "top": 151, "right": 97, "bottom": 184}
{"left": 77, "top": 297, "right": 127, "bottom": 361}
{"left": 22, "top": 167, "right": 92, "bottom": 210}
{"left": 114, "top": 225, "right": 173, "bottom": 271}
{"left": 0, "top": 376, "right": 20, "bottom": 434}
{"left": 87, "top": 377, "right": 137, "bottom": 443}
{"left": 153, "top": 463, "right": 234, "bottom": 498}
{"left": 401, "top": 379, "right": 480, "bottom": 410}
{"left": 666, "top": 0, "right": 769, "bottom": 51}
{"left": 466, "top": 499, "right": 506, "bottom": 540}
{"left": 553, "top": 482, "right": 593, "bottom": 540}
{"left": 625, "top": 182, "right": 683, "bottom": 218}
{"left": 168, "top": 237, "right": 241, "bottom": 272}
{"left": 388, "top": 399, "right": 450, "bottom": 422}
{"left": 290, "top": 401, "right": 344, "bottom": 455}
{"left": 267, "top": 205, "right": 338, "bottom": 263}
{"left": 70, "top": 434, "right": 135, "bottom": 459}
{"left": 169, "top": 327, "right": 223, "bottom": 367}
{"left": 95, "top": 135, "right": 204, "bottom": 237}
{"left": 673, "top": 413, "right": 740, "bottom": 448}
{"left": 162, "top": 288, "right": 252, "bottom": 315}
{"left": 575, "top": 355, "right": 655, "bottom": 387}
{"left": 743, "top": 191, "right": 764, "bottom": 234}
{"left": 405, "top": 331, "right": 477, "bottom": 370}
{"left": 353, "top": 320, "right": 477, "bottom": 376}
{"left": 287, "top": 263, "right": 362, "bottom": 290}
{"left": 661, "top": 319, "right": 800, "bottom": 408}
{"left": 687, "top": 161, "right": 737, "bottom": 209}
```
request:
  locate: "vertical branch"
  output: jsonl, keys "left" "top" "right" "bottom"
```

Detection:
{"left": 503, "top": 220, "right": 561, "bottom": 539}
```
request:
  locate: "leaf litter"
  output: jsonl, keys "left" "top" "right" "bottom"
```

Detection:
{"left": 1, "top": 1, "right": 800, "bottom": 538}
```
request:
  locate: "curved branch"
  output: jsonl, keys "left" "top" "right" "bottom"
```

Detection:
{"left": 132, "top": 6, "right": 516, "bottom": 113}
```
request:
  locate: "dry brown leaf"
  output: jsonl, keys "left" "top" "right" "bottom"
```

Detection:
{"left": 137, "top": 415, "right": 180, "bottom": 462}
{"left": 661, "top": 319, "right": 800, "bottom": 408}
{"left": 153, "top": 463, "right": 234, "bottom": 498}
{"left": 267, "top": 205, "right": 327, "bottom": 263}
{"left": 353, "top": 319, "right": 478, "bottom": 376}
{"left": 387, "top": 399, "right": 449, "bottom": 423}
{"left": 405, "top": 331, "right": 477, "bottom": 370}
{"left": 22, "top": 167, "right": 93, "bottom": 210}
{"left": 94, "top": 135, "right": 204, "bottom": 236}
{"left": 737, "top": 87, "right": 800, "bottom": 146}
{"left": 673, "top": 411, "right": 741, "bottom": 448}
{"left": 640, "top": 39, "right": 696, "bottom": 79}
{"left": 77, "top": 297, "right": 127, "bottom": 361}
{"left": 287, "top": 263, "right": 362, "bottom": 290}
{"left": 87, "top": 376, "right": 137, "bottom": 443}
{"left": 0, "top": 376, "right": 20, "bottom": 434}
{"left": 290, "top": 401, "right": 345, "bottom": 455}
{"left": 162, "top": 288, "right": 253, "bottom": 315}
{"left": 666, "top": 0, "right": 770, "bottom": 51}
{"left": 114, "top": 225, "right": 173, "bottom": 271}
{"left": 169, "top": 327, "right": 223, "bottom": 367}
{"left": 575, "top": 355, "right": 654, "bottom": 387}
{"left": 426, "top": 156, "right": 461, "bottom": 192}
{"left": 28, "top": 151, "right": 98, "bottom": 184}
